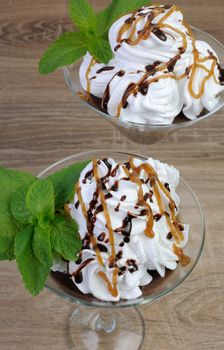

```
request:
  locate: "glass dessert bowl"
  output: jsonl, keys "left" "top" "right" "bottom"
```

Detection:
{"left": 39, "top": 150, "right": 205, "bottom": 350}
{"left": 63, "top": 27, "right": 224, "bottom": 145}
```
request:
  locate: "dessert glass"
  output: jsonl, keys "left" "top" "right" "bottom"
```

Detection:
{"left": 39, "top": 150, "right": 205, "bottom": 350}
{"left": 63, "top": 27, "right": 224, "bottom": 145}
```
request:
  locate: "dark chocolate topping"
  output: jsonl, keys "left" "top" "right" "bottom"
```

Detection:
{"left": 218, "top": 64, "right": 224, "bottom": 85}
{"left": 96, "top": 66, "right": 115, "bottom": 74}
{"left": 152, "top": 28, "right": 167, "bottom": 41}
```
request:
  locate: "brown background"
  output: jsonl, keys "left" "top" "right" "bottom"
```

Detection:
{"left": 0, "top": 0, "right": 224, "bottom": 349}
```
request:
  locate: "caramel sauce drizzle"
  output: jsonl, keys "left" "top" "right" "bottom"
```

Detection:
{"left": 128, "top": 15, "right": 143, "bottom": 43}
{"left": 159, "top": 23, "right": 188, "bottom": 50}
{"left": 173, "top": 244, "right": 191, "bottom": 266}
{"left": 122, "top": 164, "right": 154, "bottom": 238}
{"left": 98, "top": 267, "right": 119, "bottom": 298}
{"left": 128, "top": 158, "right": 189, "bottom": 265}
{"left": 183, "top": 23, "right": 219, "bottom": 98}
{"left": 92, "top": 159, "right": 116, "bottom": 258}
{"left": 92, "top": 159, "right": 118, "bottom": 298}
{"left": 78, "top": 57, "right": 97, "bottom": 103}
{"left": 188, "top": 51, "right": 218, "bottom": 99}
{"left": 113, "top": 5, "right": 220, "bottom": 118}
{"left": 86, "top": 57, "right": 96, "bottom": 96}
{"left": 158, "top": 5, "right": 177, "bottom": 23}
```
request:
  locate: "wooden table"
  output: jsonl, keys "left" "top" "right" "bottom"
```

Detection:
{"left": 0, "top": 1, "right": 224, "bottom": 349}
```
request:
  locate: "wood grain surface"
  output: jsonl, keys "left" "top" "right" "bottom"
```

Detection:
{"left": 0, "top": 1, "right": 224, "bottom": 349}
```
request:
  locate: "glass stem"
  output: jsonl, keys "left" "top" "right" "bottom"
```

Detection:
{"left": 94, "top": 308, "right": 117, "bottom": 334}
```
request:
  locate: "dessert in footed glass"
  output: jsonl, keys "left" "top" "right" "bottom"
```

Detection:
{"left": 39, "top": 2, "right": 224, "bottom": 143}
{"left": 0, "top": 150, "right": 205, "bottom": 350}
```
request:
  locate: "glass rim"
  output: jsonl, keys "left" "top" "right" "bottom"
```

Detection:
{"left": 39, "top": 150, "right": 205, "bottom": 308}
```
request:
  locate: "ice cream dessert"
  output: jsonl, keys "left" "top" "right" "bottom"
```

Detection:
{"left": 79, "top": 4, "right": 224, "bottom": 125}
{"left": 52, "top": 156, "right": 190, "bottom": 302}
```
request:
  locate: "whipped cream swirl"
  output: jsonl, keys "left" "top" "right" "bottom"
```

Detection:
{"left": 175, "top": 40, "right": 224, "bottom": 119}
{"left": 109, "top": 5, "right": 193, "bottom": 65}
{"left": 79, "top": 5, "right": 224, "bottom": 125}
{"left": 53, "top": 157, "right": 190, "bottom": 301}
{"left": 79, "top": 53, "right": 182, "bottom": 125}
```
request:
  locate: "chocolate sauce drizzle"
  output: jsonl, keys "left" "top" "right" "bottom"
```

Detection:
{"left": 101, "top": 70, "right": 125, "bottom": 111}
{"left": 72, "top": 258, "right": 94, "bottom": 284}
{"left": 96, "top": 66, "right": 115, "bottom": 74}
{"left": 217, "top": 64, "right": 224, "bottom": 85}
{"left": 98, "top": 232, "right": 106, "bottom": 242}
{"left": 75, "top": 157, "right": 190, "bottom": 297}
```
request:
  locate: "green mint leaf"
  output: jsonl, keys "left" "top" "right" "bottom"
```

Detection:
{"left": 0, "top": 251, "right": 15, "bottom": 261}
{"left": 52, "top": 250, "right": 63, "bottom": 263}
{"left": 51, "top": 215, "right": 81, "bottom": 261}
{"left": 26, "top": 179, "right": 55, "bottom": 224}
{"left": 10, "top": 183, "right": 36, "bottom": 225}
{"left": 97, "top": 0, "right": 150, "bottom": 35}
{"left": 96, "top": 7, "right": 111, "bottom": 36}
{"left": 47, "top": 160, "right": 89, "bottom": 209}
{"left": 0, "top": 200, "right": 18, "bottom": 259}
{"left": 68, "top": 0, "right": 96, "bottom": 32}
{"left": 39, "top": 32, "right": 88, "bottom": 75}
{"left": 88, "top": 36, "right": 113, "bottom": 64}
{"left": 15, "top": 225, "right": 50, "bottom": 296}
{"left": 0, "top": 234, "right": 14, "bottom": 255}
{"left": 0, "top": 166, "right": 35, "bottom": 203}
{"left": 0, "top": 167, "right": 35, "bottom": 260}
{"left": 33, "top": 226, "right": 53, "bottom": 267}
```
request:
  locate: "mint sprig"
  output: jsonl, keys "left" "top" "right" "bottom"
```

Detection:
{"left": 0, "top": 161, "right": 88, "bottom": 295}
{"left": 39, "top": 0, "right": 151, "bottom": 74}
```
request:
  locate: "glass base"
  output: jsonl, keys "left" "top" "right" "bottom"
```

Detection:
{"left": 68, "top": 305, "right": 145, "bottom": 350}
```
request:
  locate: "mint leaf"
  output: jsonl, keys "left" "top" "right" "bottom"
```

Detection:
{"left": 51, "top": 215, "right": 81, "bottom": 261}
{"left": 10, "top": 183, "right": 36, "bottom": 225}
{"left": 0, "top": 167, "right": 35, "bottom": 260}
{"left": 0, "top": 199, "right": 18, "bottom": 259}
{"left": 52, "top": 250, "right": 63, "bottom": 262}
{"left": 15, "top": 226, "right": 50, "bottom": 296}
{"left": 0, "top": 251, "right": 15, "bottom": 261}
{"left": 88, "top": 35, "right": 113, "bottom": 64}
{"left": 68, "top": 0, "right": 96, "bottom": 32}
{"left": 39, "top": 32, "right": 88, "bottom": 75}
{"left": 0, "top": 166, "right": 35, "bottom": 203}
{"left": 47, "top": 160, "right": 89, "bottom": 209}
{"left": 26, "top": 179, "right": 55, "bottom": 224}
{"left": 97, "top": 0, "right": 150, "bottom": 35}
{"left": 33, "top": 226, "right": 53, "bottom": 267}
{"left": 0, "top": 234, "right": 14, "bottom": 255}
{"left": 96, "top": 6, "right": 112, "bottom": 36}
